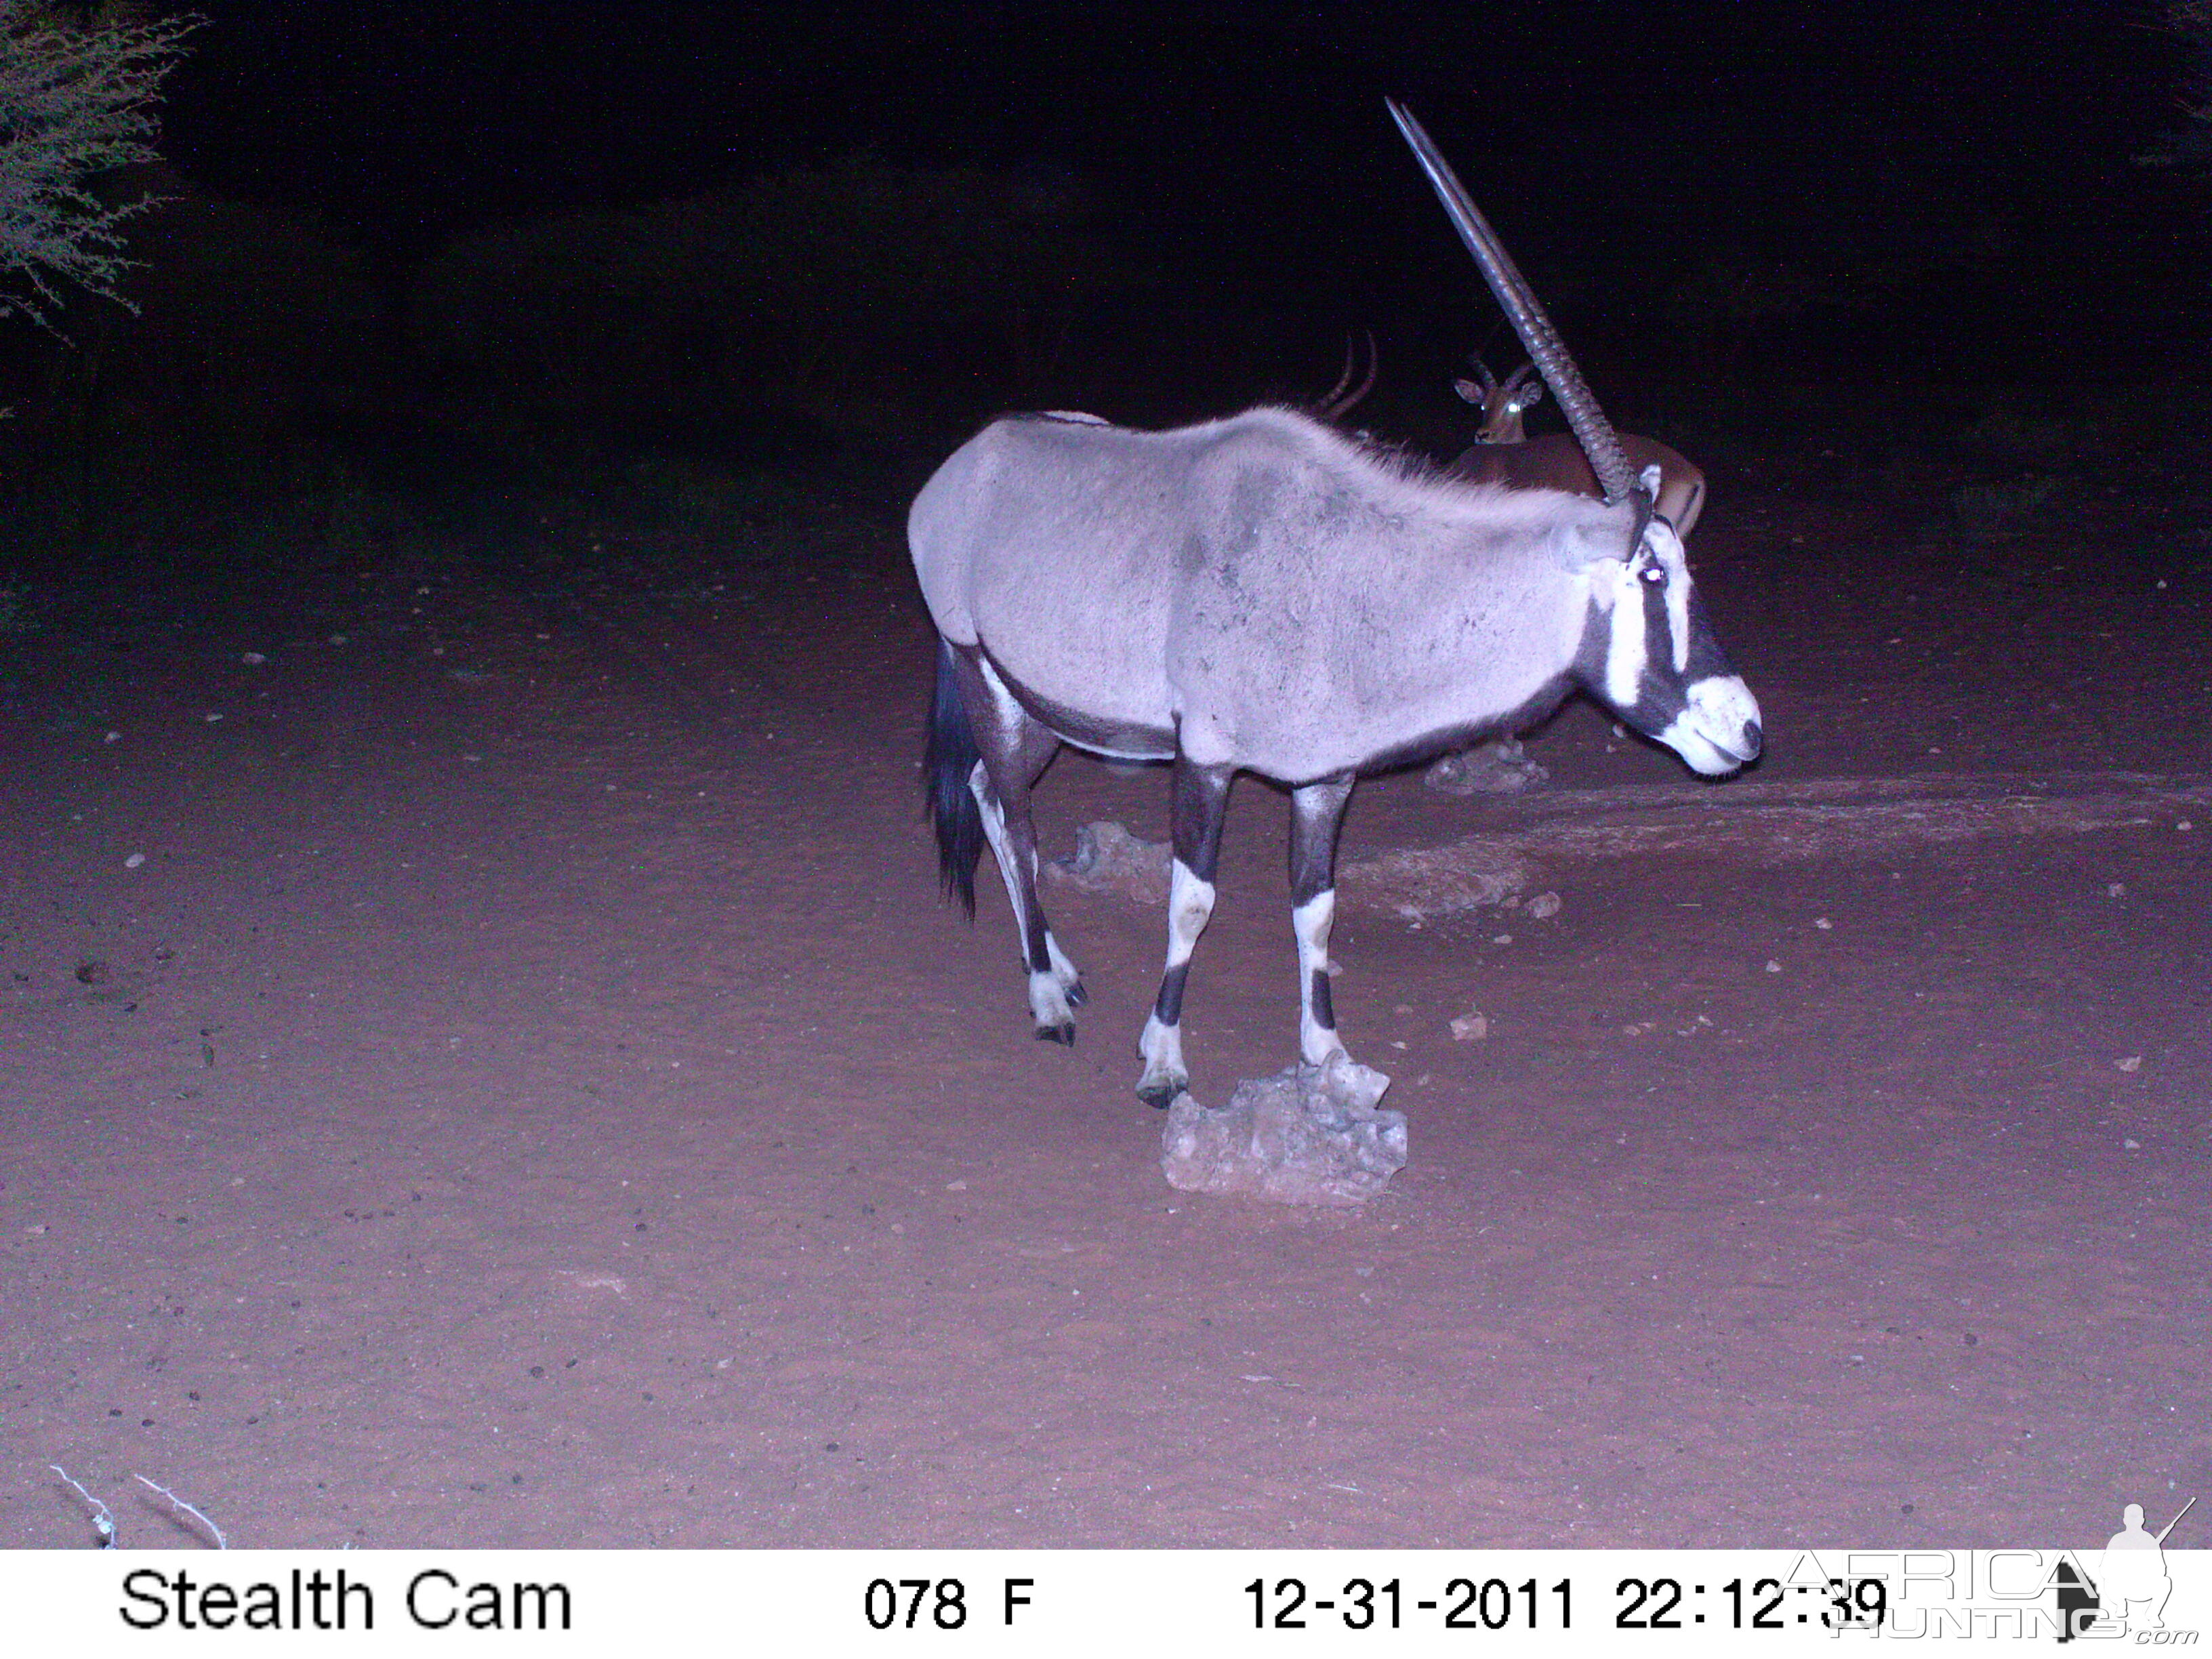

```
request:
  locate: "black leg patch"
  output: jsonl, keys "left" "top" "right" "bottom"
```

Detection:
{"left": 1153, "top": 961, "right": 1191, "bottom": 1027}
{"left": 1288, "top": 775, "right": 1355, "bottom": 906}
{"left": 1309, "top": 967, "right": 1335, "bottom": 1033}
{"left": 1171, "top": 759, "right": 1233, "bottom": 879}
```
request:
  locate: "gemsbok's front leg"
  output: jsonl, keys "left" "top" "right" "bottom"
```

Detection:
{"left": 1136, "top": 753, "right": 1233, "bottom": 1107}
{"left": 1289, "top": 775, "right": 1355, "bottom": 1066}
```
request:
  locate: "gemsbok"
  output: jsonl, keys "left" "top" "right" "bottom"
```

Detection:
{"left": 911, "top": 100, "right": 1761, "bottom": 1106}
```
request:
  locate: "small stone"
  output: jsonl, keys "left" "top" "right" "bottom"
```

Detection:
{"left": 2179, "top": 821, "right": 2194, "bottom": 832}
{"left": 328, "top": 634, "right": 348, "bottom": 646}
{"left": 123, "top": 852, "right": 146, "bottom": 869}
{"left": 2107, "top": 882, "right": 2126, "bottom": 899}
{"left": 1765, "top": 960, "right": 1782, "bottom": 973}
{"left": 104, "top": 731, "right": 120, "bottom": 743}
{"left": 1814, "top": 917, "right": 1832, "bottom": 930}
{"left": 241, "top": 651, "right": 267, "bottom": 665}
{"left": 2117, "top": 1055, "right": 2143, "bottom": 1073}
{"left": 944, "top": 1179, "right": 967, "bottom": 1191}
{"left": 1449, "top": 1012, "right": 1488, "bottom": 1042}
{"left": 2123, "top": 1138, "right": 2142, "bottom": 1150}
{"left": 1525, "top": 890, "right": 1561, "bottom": 920}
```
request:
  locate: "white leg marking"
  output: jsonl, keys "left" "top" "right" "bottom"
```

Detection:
{"left": 1292, "top": 888, "right": 1348, "bottom": 1066}
{"left": 1135, "top": 859, "right": 1216, "bottom": 1099}
{"left": 1164, "top": 857, "right": 1216, "bottom": 968}
{"left": 1027, "top": 968, "right": 1074, "bottom": 1033}
{"left": 1136, "top": 1011, "right": 1187, "bottom": 1099}
{"left": 968, "top": 659, "right": 1084, "bottom": 1002}
{"left": 970, "top": 761, "right": 1078, "bottom": 1033}
{"left": 967, "top": 762, "right": 1030, "bottom": 945}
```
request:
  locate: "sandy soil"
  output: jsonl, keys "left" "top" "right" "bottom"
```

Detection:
{"left": 3, "top": 456, "right": 2209, "bottom": 1549}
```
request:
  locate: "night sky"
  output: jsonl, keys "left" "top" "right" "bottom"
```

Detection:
{"left": 20, "top": 1, "right": 2212, "bottom": 473}
{"left": 166, "top": 3, "right": 2181, "bottom": 239}
{"left": 134, "top": 1, "right": 2194, "bottom": 415}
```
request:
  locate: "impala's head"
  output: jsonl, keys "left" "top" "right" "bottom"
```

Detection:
{"left": 1573, "top": 470, "right": 1761, "bottom": 775}
{"left": 1453, "top": 357, "right": 1545, "bottom": 444}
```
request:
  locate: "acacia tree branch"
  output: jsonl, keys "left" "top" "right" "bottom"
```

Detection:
{"left": 0, "top": 1, "right": 203, "bottom": 331}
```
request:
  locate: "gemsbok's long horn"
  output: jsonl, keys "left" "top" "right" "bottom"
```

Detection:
{"left": 1387, "top": 98, "right": 1639, "bottom": 509}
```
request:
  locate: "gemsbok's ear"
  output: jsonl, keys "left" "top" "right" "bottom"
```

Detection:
{"left": 1553, "top": 502, "right": 1640, "bottom": 571}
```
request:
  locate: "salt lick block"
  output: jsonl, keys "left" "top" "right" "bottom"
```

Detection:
{"left": 1160, "top": 1052, "right": 1408, "bottom": 1207}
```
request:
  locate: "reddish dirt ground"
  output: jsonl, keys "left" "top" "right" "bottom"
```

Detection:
{"left": 3, "top": 455, "right": 2209, "bottom": 1550}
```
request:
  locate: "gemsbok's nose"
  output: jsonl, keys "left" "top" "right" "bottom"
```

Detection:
{"left": 1740, "top": 718, "right": 1763, "bottom": 761}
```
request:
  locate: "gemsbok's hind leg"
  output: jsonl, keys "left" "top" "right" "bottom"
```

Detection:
{"left": 951, "top": 651, "right": 1085, "bottom": 1043}
{"left": 1288, "top": 775, "right": 1355, "bottom": 1067}
{"left": 1136, "top": 753, "right": 1233, "bottom": 1107}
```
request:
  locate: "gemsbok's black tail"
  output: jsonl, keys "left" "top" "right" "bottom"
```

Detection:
{"left": 924, "top": 638, "right": 985, "bottom": 916}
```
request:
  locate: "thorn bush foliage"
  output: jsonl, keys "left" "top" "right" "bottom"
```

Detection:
{"left": 0, "top": 1, "right": 199, "bottom": 330}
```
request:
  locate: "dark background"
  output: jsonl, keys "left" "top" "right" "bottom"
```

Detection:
{"left": 2, "top": 0, "right": 2206, "bottom": 575}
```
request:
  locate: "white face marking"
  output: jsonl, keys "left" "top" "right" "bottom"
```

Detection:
{"left": 1601, "top": 558, "right": 1648, "bottom": 708}
{"left": 1648, "top": 518, "right": 1692, "bottom": 672}
{"left": 1655, "top": 674, "right": 1762, "bottom": 775}
{"left": 1598, "top": 517, "right": 1693, "bottom": 708}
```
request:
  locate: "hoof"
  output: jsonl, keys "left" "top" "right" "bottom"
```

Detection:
{"left": 1063, "top": 979, "right": 1088, "bottom": 1008}
{"left": 1135, "top": 1078, "right": 1184, "bottom": 1111}
{"left": 1036, "top": 1021, "right": 1076, "bottom": 1046}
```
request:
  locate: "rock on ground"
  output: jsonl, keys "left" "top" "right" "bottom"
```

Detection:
{"left": 1424, "top": 737, "right": 1549, "bottom": 796}
{"left": 1160, "top": 1053, "right": 1408, "bottom": 1207}
{"left": 1048, "top": 819, "right": 1171, "bottom": 905}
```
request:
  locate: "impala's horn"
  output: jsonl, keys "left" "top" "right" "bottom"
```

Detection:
{"left": 1317, "top": 329, "right": 1378, "bottom": 422}
{"left": 1387, "top": 99, "right": 1641, "bottom": 512}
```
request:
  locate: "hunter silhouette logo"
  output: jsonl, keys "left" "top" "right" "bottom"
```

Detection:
{"left": 2056, "top": 1495, "right": 2196, "bottom": 1641}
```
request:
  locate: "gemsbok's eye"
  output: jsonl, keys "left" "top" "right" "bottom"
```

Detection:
{"left": 1639, "top": 563, "right": 1666, "bottom": 585}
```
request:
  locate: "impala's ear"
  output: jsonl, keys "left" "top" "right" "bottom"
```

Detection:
{"left": 1517, "top": 377, "right": 1546, "bottom": 411}
{"left": 1452, "top": 377, "right": 1483, "bottom": 406}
